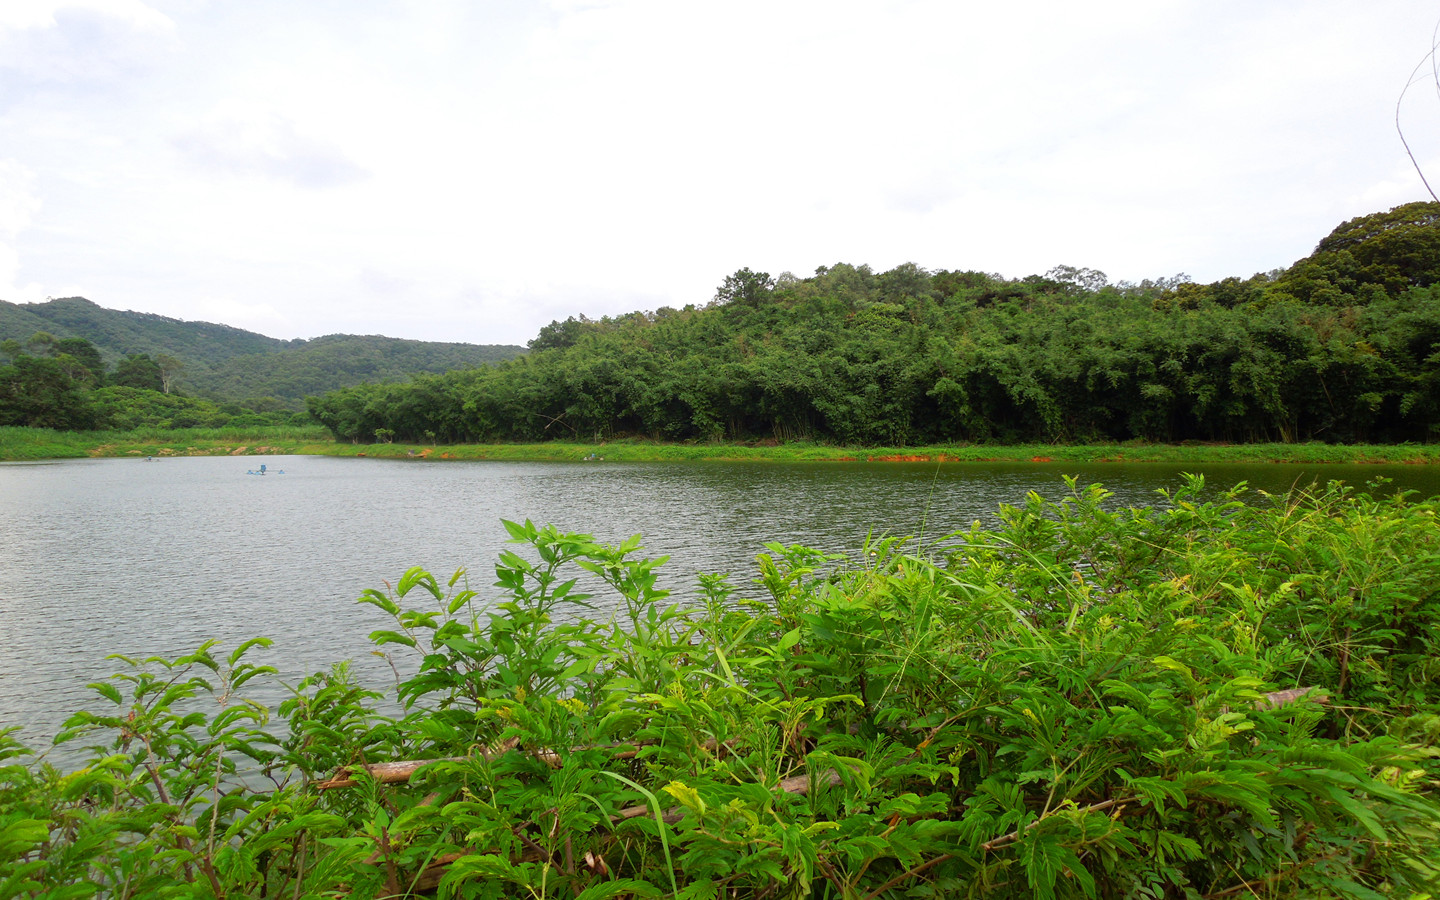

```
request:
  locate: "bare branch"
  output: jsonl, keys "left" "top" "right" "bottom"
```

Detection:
{"left": 1397, "top": 23, "right": 1440, "bottom": 203}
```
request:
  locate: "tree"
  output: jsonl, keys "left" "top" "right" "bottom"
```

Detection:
{"left": 1045, "top": 265, "right": 1110, "bottom": 293}
{"left": 528, "top": 317, "right": 587, "bottom": 352}
{"left": 154, "top": 353, "right": 184, "bottom": 394}
{"left": 112, "top": 354, "right": 165, "bottom": 392}
{"left": 25, "top": 331, "right": 58, "bottom": 356}
{"left": 713, "top": 268, "right": 775, "bottom": 307}
{"left": 54, "top": 337, "right": 106, "bottom": 385}
{"left": 0, "top": 355, "right": 96, "bottom": 429}
{"left": 1271, "top": 202, "right": 1440, "bottom": 302}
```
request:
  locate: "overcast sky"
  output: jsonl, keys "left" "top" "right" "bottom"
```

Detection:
{"left": 2, "top": 1, "right": 1439, "bottom": 347}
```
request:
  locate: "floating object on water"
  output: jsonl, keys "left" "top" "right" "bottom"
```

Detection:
{"left": 245, "top": 463, "right": 286, "bottom": 476}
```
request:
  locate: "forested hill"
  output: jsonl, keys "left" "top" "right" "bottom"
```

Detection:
{"left": 196, "top": 334, "right": 525, "bottom": 406}
{"left": 0, "top": 297, "right": 525, "bottom": 407}
{"left": 0, "top": 297, "right": 288, "bottom": 364}
{"left": 308, "top": 202, "right": 1440, "bottom": 446}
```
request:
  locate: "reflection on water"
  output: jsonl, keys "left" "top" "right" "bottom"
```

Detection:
{"left": 2, "top": 454, "right": 1436, "bottom": 751}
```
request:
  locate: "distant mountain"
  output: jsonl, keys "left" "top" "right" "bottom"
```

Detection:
{"left": 199, "top": 334, "right": 526, "bottom": 406}
{"left": 0, "top": 297, "right": 525, "bottom": 407}
{"left": 0, "top": 297, "right": 291, "bottom": 363}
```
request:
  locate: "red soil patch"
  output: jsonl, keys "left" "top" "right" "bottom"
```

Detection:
{"left": 1030, "top": 456, "right": 1054, "bottom": 462}
{"left": 868, "top": 454, "right": 932, "bottom": 462}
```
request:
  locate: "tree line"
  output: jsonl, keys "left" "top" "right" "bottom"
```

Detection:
{"left": 308, "top": 202, "right": 1440, "bottom": 446}
{"left": 0, "top": 334, "right": 303, "bottom": 430}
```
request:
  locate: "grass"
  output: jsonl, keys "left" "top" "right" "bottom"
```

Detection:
{"left": 4, "top": 426, "right": 1437, "bottom": 465}
{"left": 0, "top": 425, "right": 334, "bottom": 461}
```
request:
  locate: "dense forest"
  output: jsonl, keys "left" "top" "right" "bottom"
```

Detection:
{"left": 0, "top": 334, "right": 305, "bottom": 429}
{"left": 0, "top": 297, "right": 524, "bottom": 411}
{"left": 307, "top": 203, "right": 1440, "bottom": 447}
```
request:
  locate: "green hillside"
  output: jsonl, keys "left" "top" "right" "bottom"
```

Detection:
{"left": 308, "top": 202, "right": 1440, "bottom": 446}
{"left": 0, "top": 297, "right": 291, "bottom": 364}
{"left": 199, "top": 334, "right": 527, "bottom": 405}
{"left": 0, "top": 297, "right": 525, "bottom": 407}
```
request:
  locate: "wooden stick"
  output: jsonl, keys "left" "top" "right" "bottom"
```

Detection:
{"left": 1258, "top": 687, "right": 1325, "bottom": 710}
{"left": 316, "top": 737, "right": 519, "bottom": 790}
{"left": 316, "top": 737, "right": 725, "bottom": 790}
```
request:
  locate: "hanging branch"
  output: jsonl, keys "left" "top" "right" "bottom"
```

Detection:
{"left": 1397, "top": 19, "right": 1440, "bottom": 203}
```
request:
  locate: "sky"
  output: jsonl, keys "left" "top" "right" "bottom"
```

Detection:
{"left": 2, "top": 1, "right": 1439, "bottom": 348}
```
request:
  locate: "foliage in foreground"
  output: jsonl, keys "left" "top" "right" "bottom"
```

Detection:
{"left": 3, "top": 478, "right": 1440, "bottom": 898}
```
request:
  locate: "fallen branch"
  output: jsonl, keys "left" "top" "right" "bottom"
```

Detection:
{"left": 1258, "top": 687, "right": 1326, "bottom": 711}
{"left": 317, "top": 737, "right": 726, "bottom": 790}
{"left": 316, "top": 737, "right": 519, "bottom": 790}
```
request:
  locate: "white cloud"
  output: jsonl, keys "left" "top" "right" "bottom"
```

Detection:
{"left": 0, "top": 0, "right": 176, "bottom": 86}
{"left": 0, "top": 159, "right": 44, "bottom": 300}
{"left": 0, "top": 160, "right": 40, "bottom": 236}
{"left": 172, "top": 103, "right": 369, "bottom": 189}
{"left": 0, "top": 0, "right": 173, "bottom": 32}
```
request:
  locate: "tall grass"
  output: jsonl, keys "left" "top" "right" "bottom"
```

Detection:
{"left": 313, "top": 439, "right": 1440, "bottom": 465}
{"left": 0, "top": 424, "right": 333, "bottom": 461}
{"left": 4, "top": 426, "right": 1438, "bottom": 464}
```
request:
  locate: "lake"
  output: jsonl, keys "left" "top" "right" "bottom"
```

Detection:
{"left": 2, "top": 454, "right": 1437, "bottom": 754}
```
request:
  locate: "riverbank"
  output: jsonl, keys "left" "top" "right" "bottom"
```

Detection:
{"left": 0, "top": 424, "right": 335, "bottom": 460}
{"left": 2, "top": 423, "right": 1440, "bottom": 463}
{"left": 2, "top": 425, "right": 1438, "bottom": 464}
{"left": 327, "top": 439, "right": 1440, "bottom": 465}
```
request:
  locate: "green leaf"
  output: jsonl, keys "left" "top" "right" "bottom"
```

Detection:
{"left": 397, "top": 566, "right": 441, "bottom": 600}
{"left": 574, "top": 879, "right": 662, "bottom": 900}
{"left": 369, "top": 630, "right": 417, "bottom": 648}
{"left": 357, "top": 588, "right": 399, "bottom": 615}
{"left": 87, "top": 681, "right": 123, "bottom": 705}
{"left": 447, "top": 589, "right": 476, "bottom": 615}
{"left": 501, "top": 518, "right": 534, "bottom": 542}
{"left": 227, "top": 636, "right": 273, "bottom": 665}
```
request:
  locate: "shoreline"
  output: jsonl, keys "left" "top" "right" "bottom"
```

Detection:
{"left": 2, "top": 427, "right": 1437, "bottom": 465}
